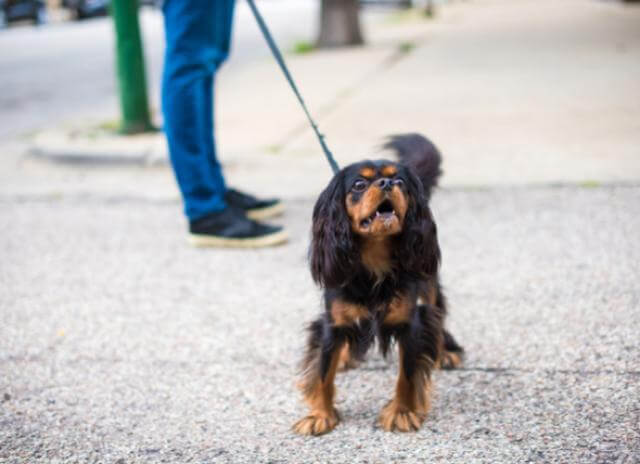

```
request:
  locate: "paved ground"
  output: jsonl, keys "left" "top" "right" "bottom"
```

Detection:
{"left": 1, "top": 0, "right": 640, "bottom": 462}
{"left": 1, "top": 186, "right": 639, "bottom": 463}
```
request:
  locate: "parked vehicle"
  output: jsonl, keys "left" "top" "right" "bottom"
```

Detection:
{"left": 61, "top": 0, "right": 161, "bottom": 21}
{"left": 61, "top": 0, "right": 108, "bottom": 19}
{"left": 0, "top": 0, "right": 47, "bottom": 28}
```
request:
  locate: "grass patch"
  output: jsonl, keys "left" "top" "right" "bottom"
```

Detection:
{"left": 96, "top": 119, "right": 120, "bottom": 132}
{"left": 95, "top": 118, "right": 159, "bottom": 135}
{"left": 266, "top": 144, "right": 283, "bottom": 155}
{"left": 398, "top": 41, "right": 416, "bottom": 54}
{"left": 579, "top": 180, "right": 601, "bottom": 188}
{"left": 292, "top": 40, "right": 315, "bottom": 55}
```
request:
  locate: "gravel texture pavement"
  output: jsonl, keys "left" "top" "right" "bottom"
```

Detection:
{"left": 2, "top": 185, "right": 639, "bottom": 463}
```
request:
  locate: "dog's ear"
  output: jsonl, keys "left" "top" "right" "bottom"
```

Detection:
{"left": 310, "top": 171, "right": 357, "bottom": 288}
{"left": 395, "top": 169, "right": 441, "bottom": 276}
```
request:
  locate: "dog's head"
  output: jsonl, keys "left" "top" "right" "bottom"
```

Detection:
{"left": 310, "top": 160, "right": 440, "bottom": 288}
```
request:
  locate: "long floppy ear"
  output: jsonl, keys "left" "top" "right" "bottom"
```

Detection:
{"left": 395, "top": 169, "right": 441, "bottom": 276}
{"left": 310, "top": 171, "right": 357, "bottom": 288}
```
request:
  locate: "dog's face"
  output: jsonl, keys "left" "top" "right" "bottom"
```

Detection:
{"left": 344, "top": 162, "right": 409, "bottom": 238}
{"left": 310, "top": 160, "right": 439, "bottom": 288}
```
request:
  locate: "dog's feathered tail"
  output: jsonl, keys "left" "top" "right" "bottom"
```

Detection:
{"left": 384, "top": 133, "right": 442, "bottom": 200}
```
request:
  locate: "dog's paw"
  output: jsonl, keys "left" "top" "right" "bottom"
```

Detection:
{"left": 293, "top": 409, "right": 339, "bottom": 436}
{"left": 337, "top": 356, "right": 360, "bottom": 372}
{"left": 379, "top": 402, "right": 424, "bottom": 432}
{"left": 336, "top": 344, "right": 360, "bottom": 372}
{"left": 440, "top": 350, "right": 463, "bottom": 370}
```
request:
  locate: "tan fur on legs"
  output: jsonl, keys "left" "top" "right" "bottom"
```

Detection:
{"left": 379, "top": 345, "right": 432, "bottom": 432}
{"left": 337, "top": 343, "right": 359, "bottom": 371}
{"left": 439, "top": 350, "right": 463, "bottom": 370}
{"left": 293, "top": 344, "right": 343, "bottom": 436}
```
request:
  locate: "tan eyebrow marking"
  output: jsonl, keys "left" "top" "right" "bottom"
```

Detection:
{"left": 359, "top": 167, "right": 376, "bottom": 179}
{"left": 381, "top": 165, "right": 397, "bottom": 177}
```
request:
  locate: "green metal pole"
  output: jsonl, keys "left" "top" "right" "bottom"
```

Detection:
{"left": 111, "top": 0, "right": 153, "bottom": 134}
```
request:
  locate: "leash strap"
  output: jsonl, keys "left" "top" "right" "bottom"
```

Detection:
{"left": 245, "top": 0, "right": 340, "bottom": 174}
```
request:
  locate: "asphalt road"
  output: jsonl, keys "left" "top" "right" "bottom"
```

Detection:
{"left": 0, "top": 1, "right": 319, "bottom": 140}
{"left": 1, "top": 186, "right": 639, "bottom": 463}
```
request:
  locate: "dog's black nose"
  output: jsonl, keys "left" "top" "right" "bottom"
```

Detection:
{"left": 376, "top": 178, "right": 393, "bottom": 191}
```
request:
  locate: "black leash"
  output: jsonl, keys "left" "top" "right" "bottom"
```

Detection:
{"left": 245, "top": 0, "right": 340, "bottom": 175}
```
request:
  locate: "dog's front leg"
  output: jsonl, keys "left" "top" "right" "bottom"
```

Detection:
{"left": 293, "top": 299, "right": 371, "bottom": 435}
{"left": 293, "top": 313, "right": 343, "bottom": 436}
{"left": 379, "top": 298, "right": 441, "bottom": 432}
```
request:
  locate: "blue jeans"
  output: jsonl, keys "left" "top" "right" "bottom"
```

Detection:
{"left": 162, "top": 0, "right": 236, "bottom": 221}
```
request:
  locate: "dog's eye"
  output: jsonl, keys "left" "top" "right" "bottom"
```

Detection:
{"left": 352, "top": 180, "right": 368, "bottom": 192}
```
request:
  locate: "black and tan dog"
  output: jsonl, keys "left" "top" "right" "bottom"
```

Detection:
{"left": 293, "top": 134, "right": 464, "bottom": 436}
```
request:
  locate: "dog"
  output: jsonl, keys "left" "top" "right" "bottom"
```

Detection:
{"left": 293, "top": 133, "right": 464, "bottom": 436}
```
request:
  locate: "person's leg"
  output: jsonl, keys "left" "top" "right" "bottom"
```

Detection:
{"left": 162, "top": 0, "right": 235, "bottom": 221}
{"left": 203, "top": 0, "right": 235, "bottom": 198}
{"left": 162, "top": 0, "right": 286, "bottom": 247}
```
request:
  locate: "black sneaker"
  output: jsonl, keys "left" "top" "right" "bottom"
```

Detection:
{"left": 189, "top": 207, "right": 288, "bottom": 248}
{"left": 225, "top": 188, "right": 284, "bottom": 221}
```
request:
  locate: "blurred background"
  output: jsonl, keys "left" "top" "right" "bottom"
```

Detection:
{"left": 1, "top": 0, "right": 637, "bottom": 198}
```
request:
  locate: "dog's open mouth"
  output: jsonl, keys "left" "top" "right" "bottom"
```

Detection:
{"left": 360, "top": 199, "right": 397, "bottom": 228}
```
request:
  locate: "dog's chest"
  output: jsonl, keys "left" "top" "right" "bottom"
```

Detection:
{"left": 360, "top": 239, "right": 393, "bottom": 283}
{"left": 342, "top": 274, "right": 406, "bottom": 314}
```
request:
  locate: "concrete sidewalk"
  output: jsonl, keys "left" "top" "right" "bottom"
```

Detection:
{"left": 19, "top": 0, "right": 640, "bottom": 201}
{"left": 1, "top": 0, "right": 639, "bottom": 463}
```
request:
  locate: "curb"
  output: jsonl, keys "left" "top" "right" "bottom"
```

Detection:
{"left": 28, "top": 128, "right": 169, "bottom": 166}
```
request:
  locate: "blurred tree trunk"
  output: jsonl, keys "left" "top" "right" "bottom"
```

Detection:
{"left": 317, "top": 0, "right": 364, "bottom": 48}
{"left": 424, "top": 0, "right": 434, "bottom": 18}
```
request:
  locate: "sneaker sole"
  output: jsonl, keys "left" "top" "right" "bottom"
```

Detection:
{"left": 188, "top": 230, "right": 289, "bottom": 248}
{"left": 246, "top": 203, "right": 285, "bottom": 221}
